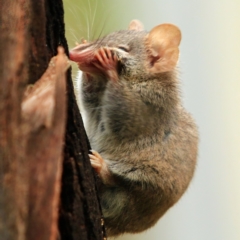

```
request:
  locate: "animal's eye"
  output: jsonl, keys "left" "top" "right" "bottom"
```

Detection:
{"left": 118, "top": 45, "right": 130, "bottom": 52}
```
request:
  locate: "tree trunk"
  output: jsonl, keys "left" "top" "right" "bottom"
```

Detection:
{"left": 0, "top": 0, "right": 105, "bottom": 239}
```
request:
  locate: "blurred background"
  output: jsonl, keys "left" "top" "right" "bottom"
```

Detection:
{"left": 63, "top": 0, "right": 240, "bottom": 239}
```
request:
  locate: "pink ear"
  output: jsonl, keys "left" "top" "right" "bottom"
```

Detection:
{"left": 128, "top": 20, "right": 144, "bottom": 31}
{"left": 146, "top": 24, "right": 181, "bottom": 73}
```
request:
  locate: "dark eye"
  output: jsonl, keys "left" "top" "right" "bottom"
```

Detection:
{"left": 118, "top": 45, "right": 130, "bottom": 52}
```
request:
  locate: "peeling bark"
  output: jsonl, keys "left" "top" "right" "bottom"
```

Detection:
{"left": 0, "top": 1, "right": 105, "bottom": 240}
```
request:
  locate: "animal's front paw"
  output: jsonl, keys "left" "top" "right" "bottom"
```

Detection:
{"left": 89, "top": 150, "right": 113, "bottom": 184}
{"left": 93, "top": 47, "right": 118, "bottom": 82}
{"left": 89, "top": 150, "right": 105, "bottom": 174}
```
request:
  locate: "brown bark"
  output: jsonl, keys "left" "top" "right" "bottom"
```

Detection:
{"left": 0, "top": 0, "right": 105, "bottom": 240}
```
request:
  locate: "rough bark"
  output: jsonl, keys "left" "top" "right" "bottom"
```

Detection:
{"left": 0, "top": 0, "right": 105, "bottom": 240}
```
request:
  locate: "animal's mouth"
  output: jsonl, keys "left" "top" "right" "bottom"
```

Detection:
{"left": 69, "top": 43, "right": 94, "bottom": 63}
{"left": 76, "top": 61, "right": 102, "bottom": 75}
{"left": 69, "top": 43, "right": 100, "bottom": 74}
{"left": 69, "top": 44, "right": 125, "bottom": 77}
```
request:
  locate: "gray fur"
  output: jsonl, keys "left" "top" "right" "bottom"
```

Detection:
{"left": 75, "top": 28, "right": 198, "bottom": 237}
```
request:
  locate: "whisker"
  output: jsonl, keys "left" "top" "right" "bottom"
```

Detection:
{"left": 87, "top": 0, "right": 92, "bottom": 21}
{"left": 91, "top": 0, "right": 98, "bottom": 39}
{"left": 68, "top": 28, "right": 81, "bottom": 43}
{"left": 74, "top": 5, "right": 90, "bottom": 41}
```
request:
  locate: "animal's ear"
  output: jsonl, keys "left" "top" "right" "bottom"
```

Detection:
{"left": 146, "top": 24, "right": 181, "bottom": 73}
{"left": 128, "top": 20, "right": 144, "bottom": 31}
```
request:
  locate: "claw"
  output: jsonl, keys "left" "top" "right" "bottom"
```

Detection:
{"left": 93, "top": 47, "right": 119, "bottom": 82}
